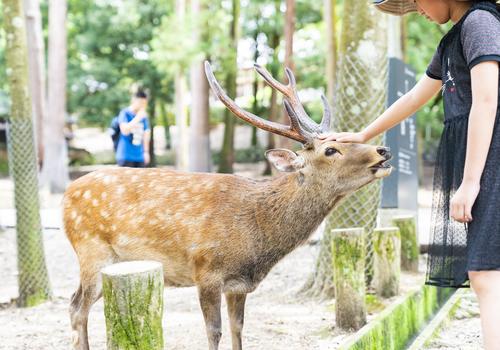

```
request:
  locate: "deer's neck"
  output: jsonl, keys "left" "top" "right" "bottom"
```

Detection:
{"left": 254, "top": 171, "right": 343, "bottom": 256}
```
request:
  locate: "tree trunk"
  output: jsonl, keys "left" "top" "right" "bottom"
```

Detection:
{"left": 175, "top": 0, "right": 189, "bottom": 171}
{"left": 277, "top": 0, "right": 295, "bottom": 150}
{"left": 332, "top": 228, "right": 367, "bottom": 330}
{"left": 101, "top": 261, "right": 164, "bottom": 350}
{"left": 148, "top": 93, "right": 157, "bottom": 168}
{"left": 304, "top": 2, "right": 388, "bottom": 297}
{"left": 3, "top": 0, "right": 52, "bottom": 307}
{"left": 262, "top": 29, "right": 280, "bottom": 176}
{"left": 324, "top": 0, "right": 337, "bottom": 112}
{"left": 218, "top": 0, "right": 240, "bottom": 174}
{"left": 392, "top": 215, "right": 419, "bottom": 272}
{"left": 251, "top": 30, "right": 260, "bottom": 148}
{"left": 160, "top": 103, "right": 171, "bottom": 150}
{"left": 24, "top": 0, "right": 46, "bottom": 166}
{"left": 41, "top": 0, "right": 69, "bottom": 193}
{"left": 189, "top": 0, "right": 211, "bottom": 173}
{"left": 373, "top": 227, "right": 401, "bottom": 298}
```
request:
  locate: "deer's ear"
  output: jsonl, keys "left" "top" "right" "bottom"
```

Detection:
{"left": 265, "top": 149, "right": 305, "bottom": 172}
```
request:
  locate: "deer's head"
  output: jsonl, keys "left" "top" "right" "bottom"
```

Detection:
{"left": 205, "top": 62, "right": 392, "bottom": 196}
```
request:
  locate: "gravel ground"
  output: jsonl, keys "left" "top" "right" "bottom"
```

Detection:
{"left": 425, "top": 291, "right": 482, "bottom": 350}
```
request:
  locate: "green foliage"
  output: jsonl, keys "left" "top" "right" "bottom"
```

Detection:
{"left": 151, "top": 2, "right": 231, "bottom": 77}
{"left": 341, "top": 286, "right": 455, "bottom": 350}
{"left": 67, "top": 0, "right": 171, "bottom": 127}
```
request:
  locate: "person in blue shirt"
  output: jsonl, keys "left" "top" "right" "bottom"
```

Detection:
{"left": 116, "top": 90, "right": 151, "bottom": 167}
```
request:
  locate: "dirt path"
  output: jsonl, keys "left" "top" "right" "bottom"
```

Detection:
{"left": 425, "top": 291, "right": 482, "bottom": 350}
{"left": 0, "top": 225, "right": 349, "bottom": 350}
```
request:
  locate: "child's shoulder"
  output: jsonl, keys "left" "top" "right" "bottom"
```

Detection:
{"left": 463, "top": 9, "right": 499, "bottom": 32}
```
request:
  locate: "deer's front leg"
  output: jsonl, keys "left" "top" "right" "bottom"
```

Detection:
{"left": 198, "top": 285, "right": 222, "bottom": 350}
{"left": 225, "top": 293, "right": 247, "bottom": 350}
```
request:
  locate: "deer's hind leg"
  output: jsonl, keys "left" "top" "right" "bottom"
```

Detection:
{"left": 70, "top": 240, "right": 116, "bottom": 350}
{"left": 225, "top": 293, "right": 247, "bottom": 350}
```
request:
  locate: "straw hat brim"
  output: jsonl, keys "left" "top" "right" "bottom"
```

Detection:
{"left": 372, "top": 0, "right": 418, "bottom": 16}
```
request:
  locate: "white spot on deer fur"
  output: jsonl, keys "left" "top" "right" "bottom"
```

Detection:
{"left": 101, "top": 192, "right": 108, "bottom": 199}
{"left": 116, "top": 186, "right": 125, "bottom": 195}
{"left": 189, "top": 243, "right": 198, "bottom": 251}
{"left": 131, "top": 175, "right": 139, "bottom": 182}
{"left": 103, "top": 176, "right": 112, "bottom": 184}
{"left": 100, "top": 210, "right": 110, "bottom": 218}
{"left": 73, "top": 190, "right": 81, "bottom": 198}
{"left": 92, "top": 199, "right": 99, "bottom": 206}
{"left": 70, "top": 210, "right": 78, "bottom": 219}
{"left": 111, "top": 225, "right": 117, "bottom": 231}
{"left": 75, "top": 216, "right": 82, "bottom": 228}
{"left": 83, "top": 190, "right": 91, "bottom": 199}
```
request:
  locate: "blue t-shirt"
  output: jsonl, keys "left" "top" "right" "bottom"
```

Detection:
{"left": 116, "top": 108, "right": 150, "bottom": 162}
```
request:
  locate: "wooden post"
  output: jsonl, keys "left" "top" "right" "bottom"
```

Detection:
{"left": 392, "top": 215, "right": 419, "bottom": 272}
{"left": 373, "top": 227, "right": 401, "bottom": 298}
{"left": 101, "top": 261, "right": 164, "bottom": 350}
{"left": 332, "top": 228, "right": 367, "bottom": 330}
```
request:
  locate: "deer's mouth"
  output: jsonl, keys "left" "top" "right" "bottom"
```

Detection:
{"left": 370, "top": 160, "right": 392, "bottom": 170}
{"left": 369, "top": 157, "right": 393, "bottom": 178}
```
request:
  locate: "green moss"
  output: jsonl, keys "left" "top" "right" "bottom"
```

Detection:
{"left": 103, "top": 273, "right": 164, "bottom": 350}
{"left": 392, "top": 217, "right": 419, "bottom": 271}
{"left": 365, "top": 294, "right": 386, "bottom": 314}
{"left": 21, "top": 289, "right": 50, "bottom": 307}
{"left": 332, "top": 229, "right": 367, "bottom": 330}
{"left": 339, "top": 286, "right": 455, "bottom": 350}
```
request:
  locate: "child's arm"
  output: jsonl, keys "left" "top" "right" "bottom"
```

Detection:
{"left": 119, "top": 108, "right": 147, "bottom": 136}
{"left": 451, "top": 61, "right": 499, "bottom": 223}
{"left": 319, "top": 75, "right": 442, "bottom": 143}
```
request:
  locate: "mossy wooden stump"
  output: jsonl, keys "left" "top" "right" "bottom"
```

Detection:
{"left": 101, "top": 261, "right": 164, "bottom": 350}
{"left": 392, "top": 215, "right": 419, "bottom": 272}
{"left": 373, "top": 227, "right": 401, "bottom": 298}
{"left": 332, "top": 228, "right": 367, "bottom": 330}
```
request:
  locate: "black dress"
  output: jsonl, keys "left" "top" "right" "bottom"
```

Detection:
{"left": 425, "top": 2, "right": 500, "bottom": 288}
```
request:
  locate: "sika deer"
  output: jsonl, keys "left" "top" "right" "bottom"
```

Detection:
{"left": 64, "top": 62, "right": 392, "bottom": 350}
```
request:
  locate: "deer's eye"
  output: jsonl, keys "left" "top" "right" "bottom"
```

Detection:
{"left": 325, "top": 148, "right": 338, "bottom": 157}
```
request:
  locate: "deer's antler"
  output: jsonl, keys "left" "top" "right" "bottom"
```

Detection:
{"left": 204, "top": 61, "right": 332, "bottom": 145}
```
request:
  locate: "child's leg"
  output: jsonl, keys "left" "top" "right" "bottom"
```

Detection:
{"left": 469, "top": 271, "right": 500, "bottom": 350}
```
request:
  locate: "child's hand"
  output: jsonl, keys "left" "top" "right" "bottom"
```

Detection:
{"left": 318, "top": 131, "right": 367, "bottom": 143}
{"left": 450, "top": 181, "right": 480, "bottom": 223}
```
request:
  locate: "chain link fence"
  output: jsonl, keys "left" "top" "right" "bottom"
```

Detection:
{"left": 7, "top": 118, "right": 52, "bottom": 306}
{"left": 302, "top": 52, "right": 388, "bottom": 298}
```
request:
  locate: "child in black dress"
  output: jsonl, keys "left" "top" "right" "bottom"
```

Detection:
{"left": 321, "top": 0, "right": 500, "bottom": 348}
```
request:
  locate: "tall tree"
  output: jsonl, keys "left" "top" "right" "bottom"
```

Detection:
{"left": 324, "top": 0, "right": 337, "bottom": 109}
{"left": 189, "top": 0, "right": 211, "bottom": 172}
{"left": 24, "top": 0, "right": 46, "bottom": 165}
{"left": 40, "top": 0, "right": 69, "bottom": 193}
{"left": 303, "top": 1, "right": 389, "bottom": 299}
{"left": 175, "top": 0, "right": 189, "bottom": 171}
{"left": 217, "top": 0, "right": 240, "bottom": 173}
{"left": 2, "top": 0, "right": 52, "bottom": 306}
{"left": 277, "top": 0, "right": 295, "bottom": 150}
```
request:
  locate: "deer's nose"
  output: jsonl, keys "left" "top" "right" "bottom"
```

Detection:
{"left": 377, "top": 147, "right": 392, "bottom": 159}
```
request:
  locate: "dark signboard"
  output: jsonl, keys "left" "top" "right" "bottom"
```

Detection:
{"left": 381, "top": 58, "right": 418, "bottom": 211}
